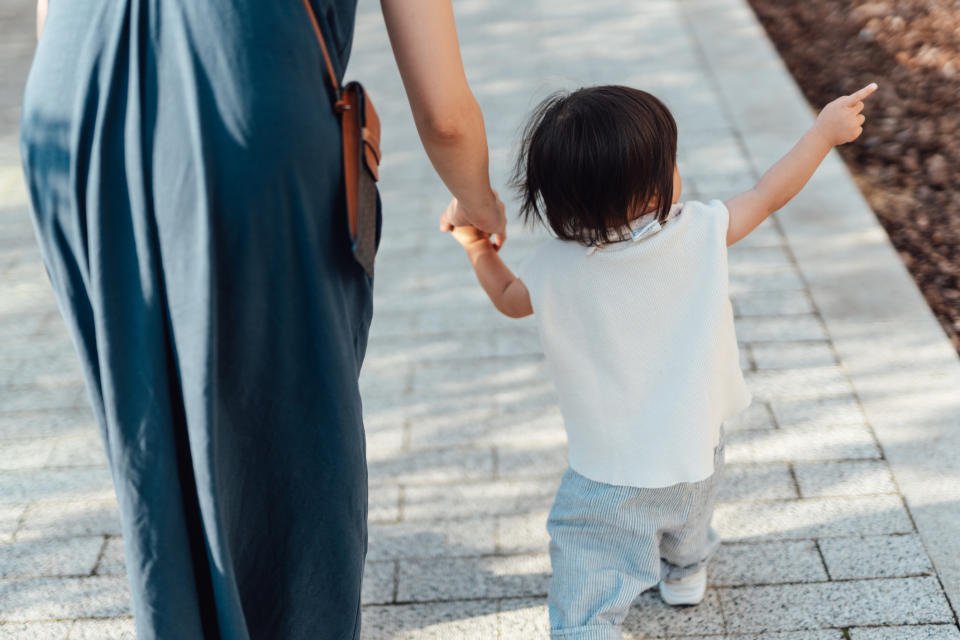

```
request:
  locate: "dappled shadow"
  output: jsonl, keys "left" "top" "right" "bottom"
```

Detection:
{"left": 3, "top": 0, "right": 959, "bottom": 635}
{"left": 348, "top": 0, "right": 960, "bottom": 631}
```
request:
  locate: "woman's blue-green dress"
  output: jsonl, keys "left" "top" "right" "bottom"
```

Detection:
{"left": 20, "top": 1, "right": 377, "bottom": 638}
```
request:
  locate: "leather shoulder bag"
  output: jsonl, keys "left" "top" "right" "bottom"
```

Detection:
{"left": 303, "top": 0, "right": 382, "bottom": 276}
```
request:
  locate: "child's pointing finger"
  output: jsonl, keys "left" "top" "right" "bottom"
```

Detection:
{"left": 849, "top": 82, "right": 878, "bottom": 103}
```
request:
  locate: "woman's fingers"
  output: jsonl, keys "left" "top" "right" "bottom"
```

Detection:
{"left": 440, "top": 197, "right": 469, "bottom": 231}
{"left": 491, "top": 225, "right": 507, "bottom": 251}
{"left": 439, "top": 194, "right": 507, "bottom": 249}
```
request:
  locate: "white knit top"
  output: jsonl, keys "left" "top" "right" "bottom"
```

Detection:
{"left": 516, "top": 199, "right": 752, "bottom": 488}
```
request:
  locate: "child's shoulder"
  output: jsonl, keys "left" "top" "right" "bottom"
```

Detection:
{"left": 680, "top": 198, "right": 728, "bottom": 217}
{"left": 680, "top": 199, "right": 731, "bottom": 232}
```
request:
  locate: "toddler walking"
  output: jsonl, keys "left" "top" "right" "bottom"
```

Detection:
{"left": 447, "top": 82, "right": 877, "bottom": 639}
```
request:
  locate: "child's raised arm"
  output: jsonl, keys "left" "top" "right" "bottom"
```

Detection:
{"left": 449, "top": 224, "right": 533, "bottom": 318}
{"left": 725, "top": 82, "right": 878, "bottom": 247}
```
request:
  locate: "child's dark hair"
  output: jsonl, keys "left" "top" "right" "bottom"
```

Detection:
{"left": 510, "top": 85, "right": 678, "bottom": 247}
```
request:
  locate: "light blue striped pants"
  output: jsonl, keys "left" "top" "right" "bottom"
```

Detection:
{"left": 546, "top": 428, "right": 726, "bottom": 639}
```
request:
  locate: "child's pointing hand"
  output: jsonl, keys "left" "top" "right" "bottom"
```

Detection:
{"left": 814, "top": 82, "right": 878, "bottom": 147}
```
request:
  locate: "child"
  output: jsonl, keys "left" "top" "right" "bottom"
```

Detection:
{"left": 447, "top": 82, "right": 877, "bottom": 639}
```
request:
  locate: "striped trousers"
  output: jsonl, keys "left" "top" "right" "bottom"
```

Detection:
{"left": 546, "top": 428, "right": 725, "bottom": 639}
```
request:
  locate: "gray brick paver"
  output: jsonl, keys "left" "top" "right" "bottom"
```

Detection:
{"left": 4, "top": 346, "right": 83, "bottom": 389}
{"left": 0, "top": 621, "right": 71, "bottom": 640}
{"left": 404, "top": 400, "right": 500, "bottom": 450}
{"left": 396, "top": 552, "right": 550, "bottom": 602}
{"left": 714, "top": 495, "right": 914, "bottom": 541}
{"left": 361, "top": 600, "right": 499, "bottom": 640}
{"left": 744, "top": 366, "right": 854, "bottom": 401}
{"left": 622, "top": 589, "right": 725, "bottom": 638}
{"left": 496, "top": 510, "right": 551, "bottom": 555}
{"left": 725, "top": 423, "right": 881, "bottom": 464}
{"left": 0, "top": 363, "right": 22, "bottom": 389}
{"left": 401, "top": 478, "right": 558, "bottom": 522}
{"left": 719, "top": 577, "right": 954, "bottom": 632}
{"left": 769, "top": 394, "right": 867, "bottom": 429}
{"left": 734, "top": 290, "right": 816, "bottom": 316}
{"left": 368, "top": 518, "right": 496, "bottom": 561}
{"left": 750, "top": 340, "right": 838, "bottom": 369}
{"left": 727, "top": 246, "right": 795, "bottom": 269}
{"left": 723, "top": 633, "right": 845, "bottom": 640}
{"left": 14, "top": 500, "right": 122, "bottom": 542}
{"left": 734, "top": 315, "right": 828, "bottom": 343}
{"left": 0, "top": 468, "right": 114, "bottom": 504}
{"left": 0, "top": 410, "right": 96, "bottom": 440}
{"left": 0, "top": 536, "right": 103, "bottom": 579}
{"left": 362, "top": 560, "right": 396, "bottom": 606}
{"left": 483, "top": 406, "right": 565, "bottom": 446}
{"left": 848, "top": 625, "right": 960, "bottom": 640}
{"left": 495, "top": 442, "right": 567, "bottom": 479}
{"left": 0, "top": 438, "right": 55, "bottom": 471}
{"left": 717, "top": 463, "right": 798, "bottom": 502}
{"left": 93, "top": 537, "right": 125, "bottom": 576}
{"left": 44, "top": 432, "right": 109, "bottom": 468}
{"left": 723, "top": 401, "right": 777, "bottom": 432}
{"left": 818, "top": 534, "right": 934, "bottom": 580}
{"left": 725, "top": 216, "right": 785, "bottom": 249}
{"left": 710, "top": 540, "right": 827, "bottom": 586}
{"left": 0, "top": 506, "right": 24, "bottom": 545}
{"left": 367, "top": 445, "right": 494, "bottom": 486}
{"left": 497, "top": 597, "right": 550, "bottom": 640}
{"left": 67, "top": 618, "right": 136, "bottom": 640}
{"left": 369, "top": 484, "right": 401, "bottom": 524}
{"left": 0, "top": 385, "right": 87, "bottom": 414}
{"left": 793, "top": 460, "right": 898, "bottom": 498}
{"left": 0, "top": 575, "right": 130, "bottom": 622}
{"left": 0, "top": 316, "right": 43, "bottom": 344}
{"left": 729, "top": 266, "right": 807, "bottom": 295}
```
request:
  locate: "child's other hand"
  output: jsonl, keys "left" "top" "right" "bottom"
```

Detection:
{"left": 450, "top": 224, "right": 496, "bottom": 251}
{"left": 814, "top": 82, "right": 878, "bottom": 146}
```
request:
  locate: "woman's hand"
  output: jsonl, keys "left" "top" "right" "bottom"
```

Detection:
{"left": 439, "top": 192, "right": 506, "bottom": 249}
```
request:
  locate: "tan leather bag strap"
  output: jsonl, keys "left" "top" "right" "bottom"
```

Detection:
{"left": 302, "top": 0, "right": 343, "bottom": 104}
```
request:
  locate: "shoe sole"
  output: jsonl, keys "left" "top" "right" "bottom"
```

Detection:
{"left": 659, "top": 578, "right": 707, "bottom": 606}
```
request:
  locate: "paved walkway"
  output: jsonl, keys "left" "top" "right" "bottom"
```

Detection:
{"left": 2, "top": 0, "right": 960, "bottom": 638}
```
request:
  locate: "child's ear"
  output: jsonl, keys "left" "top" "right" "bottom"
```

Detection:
{"left": 672, "top": 167, "right": 683, "bottom": 203}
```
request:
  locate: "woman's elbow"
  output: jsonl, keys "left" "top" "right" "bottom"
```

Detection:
{"left": 416, "top": 98, "right": 482, "bottom": 143}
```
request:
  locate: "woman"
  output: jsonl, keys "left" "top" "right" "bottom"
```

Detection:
{"left": 21, "top": 0, "right": 505, "bottom": 638}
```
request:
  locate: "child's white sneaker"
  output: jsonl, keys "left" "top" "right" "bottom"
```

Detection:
{"left": 659, "top": 567, "right": 707, "bottom": 606}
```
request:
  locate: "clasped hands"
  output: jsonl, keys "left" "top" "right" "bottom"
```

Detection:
{"left": 439, "top": 191, "right": 507, "bottom": 251}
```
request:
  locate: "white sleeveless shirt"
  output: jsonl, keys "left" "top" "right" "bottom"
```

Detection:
{"left": 516, "top": 199, "right": 752, "bottom": 488}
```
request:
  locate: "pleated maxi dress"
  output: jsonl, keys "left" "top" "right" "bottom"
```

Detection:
{"left": 19, "top": 0, "right": 377, "bottom": 638}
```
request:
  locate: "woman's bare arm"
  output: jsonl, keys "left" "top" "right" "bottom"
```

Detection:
{"left": 381, "top": 0, "right": 506, "bottom": 245}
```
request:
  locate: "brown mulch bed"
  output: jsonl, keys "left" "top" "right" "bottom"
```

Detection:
{"left": 745, "top": 0, "right": 960, "bottom": 353}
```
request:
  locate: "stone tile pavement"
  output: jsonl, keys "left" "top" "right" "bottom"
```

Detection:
{"left": 2, "top": 0, "right": 959, "bottom": 638}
